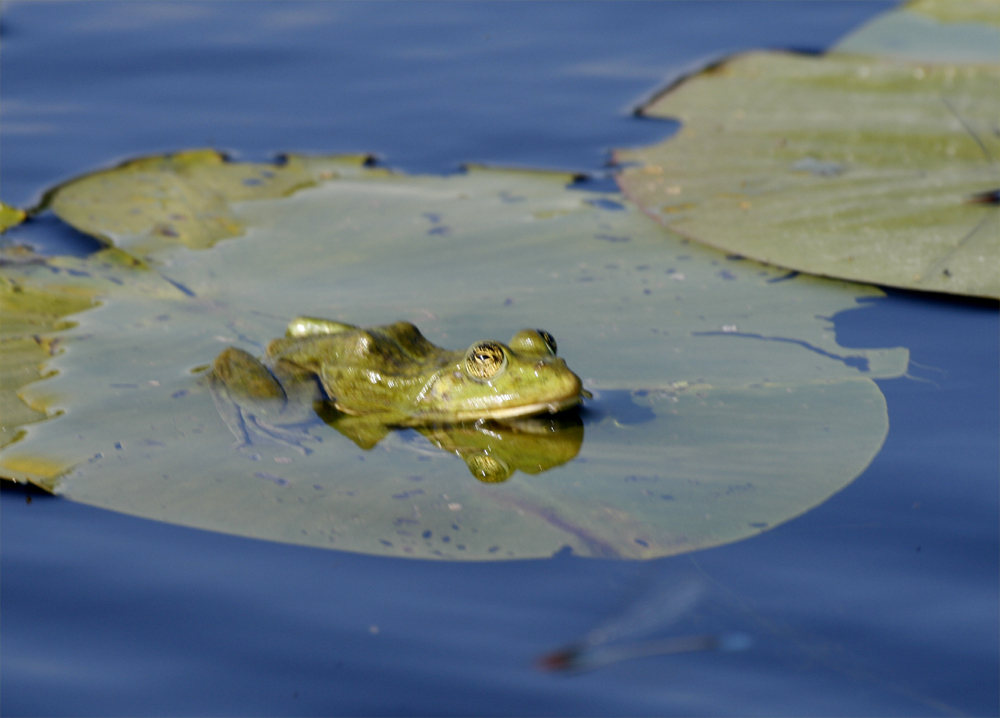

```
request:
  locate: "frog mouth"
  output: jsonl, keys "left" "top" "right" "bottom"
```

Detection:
{"left": 452, "top": 392, "right": 585, "bottom": 422}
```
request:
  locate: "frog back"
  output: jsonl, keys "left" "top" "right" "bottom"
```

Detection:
{"left": 266, "top": 322, "right": 455, "bottom": 415}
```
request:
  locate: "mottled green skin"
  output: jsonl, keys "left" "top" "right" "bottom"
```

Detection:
{"left": 209, "top": 318, "right": 585, "bottom": 451}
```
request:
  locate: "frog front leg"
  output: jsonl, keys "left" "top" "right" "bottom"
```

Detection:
{"left": 208, "top": 347, "right": 322, "bottom": 453}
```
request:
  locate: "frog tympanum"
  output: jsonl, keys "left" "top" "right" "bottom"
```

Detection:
{"left": 208, "top": 318, "right": 588, "bottom": 480}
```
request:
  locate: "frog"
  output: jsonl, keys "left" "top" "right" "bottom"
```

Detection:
{"left": 208, "top": 317, "right": 589, "bottom": 453}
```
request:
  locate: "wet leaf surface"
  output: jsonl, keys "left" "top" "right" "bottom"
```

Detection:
{"left": 0, "top": 155, "right": 907, "bottom": 559}
{"left": 615, "top": 1, "right": 999, "bottom": 298}
{"left": 834, "top": 0, "right": 1000, "bottom": 63}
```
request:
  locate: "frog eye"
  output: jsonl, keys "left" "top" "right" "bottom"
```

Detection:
{"left": 464, "top": 341, "right": 507, "bottom": 380}
{"left": 465, "top": 454, "right": 513, "bottom": 483}
{"left": 535, "top": 329, "right": 557, "bottom": 355}
{"left": 508, "top": 329, "right": 557, "bottom": 356}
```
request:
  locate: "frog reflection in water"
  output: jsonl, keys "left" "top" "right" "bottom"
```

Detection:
{"left": 209, "top": 318, "right": 589, "bottom": 482}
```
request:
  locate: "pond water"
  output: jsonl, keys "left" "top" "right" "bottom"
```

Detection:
{"left": 2, "top": 2, "right": 997, "bottom": 716}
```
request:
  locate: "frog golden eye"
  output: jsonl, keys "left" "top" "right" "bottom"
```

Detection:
{"left": 509, "top": 329, "right": 557, "bottom": 356}
{"left": 464, "top": 341, "right": 507, "bottom": 380}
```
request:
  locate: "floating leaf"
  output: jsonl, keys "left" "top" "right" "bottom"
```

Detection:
{"left": 0, "top": 265, "right": 95, "bottom": 447}
{"left": 615, "top": 13, "right": 999, "bottom": 298}
{"left": 834, "top": 0, "right": 1000, "bottom": 63}
{"left": 1, "top": 155, "right": 907, "bottom": 559}
{"left": 45, "top": 149, "right": 380, "bottom": 253}
{"left": 909, "top": 0, "right": 1000, "bottom": 25}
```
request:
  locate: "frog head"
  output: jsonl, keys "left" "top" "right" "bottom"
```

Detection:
{"left": 413, "top": 328, "right": 586, "bottom": 422}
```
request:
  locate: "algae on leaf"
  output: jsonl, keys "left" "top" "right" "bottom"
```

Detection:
{"left": 615, "top": 1, "right": 999, "bottom": 299}
{"left": 1, "top": 152, "right": 908, "bottom": 559}
{"left": 45, "top": 149, "right": 379, "bottom": 254}
{"left": 0, "top": 265, "right": 95, "bottom": 448}
{"left": 0, "top": 245, "right": 191, "bottom": 458}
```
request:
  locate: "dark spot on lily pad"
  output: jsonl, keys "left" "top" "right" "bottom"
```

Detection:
{"left": 255, "top": 471, "right": 289, "bottom": 487}
{"left": 790, "top": 157, "right": 844, "bottom": 177}
{"left": 586, "top": 198, "right": 625, "bottom": 211}
{"left": 767, "top": 271, "right": 799, "bottom": 283}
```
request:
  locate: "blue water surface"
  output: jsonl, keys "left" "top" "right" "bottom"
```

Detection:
{"left": 2, "top": 2, "right": 998, "bottom": 716}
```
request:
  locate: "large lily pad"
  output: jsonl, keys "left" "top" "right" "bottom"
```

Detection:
{"left": 0, "top": 154, "right": 908, "bottom": 559}
{"left": 615, "top": 2, "right": 999, "bottom": 299}
{"left": 834, "top": 0, "right": 1000, "bottom": 63}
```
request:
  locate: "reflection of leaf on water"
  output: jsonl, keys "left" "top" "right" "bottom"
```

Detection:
{"left": 614, "top": 0, "right": 999, "bottom": 298}
{"left": 1, "top": 152, "right": 907, "bottom": 560}
{"left": 538, "top": 575, "right": 752, "bottom": 673}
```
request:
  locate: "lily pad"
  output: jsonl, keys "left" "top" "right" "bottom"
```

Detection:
{"left": 0, "top": 154, "right": 908, "bottom": 559}
{"left": 45, "top": 149, "right": 380, "bottom": 253}
{"left": 834, "top": 0, "right": 1000, "bottom": 63}
{"left": 615, "top": 7, "right": 999, "bottom": 298}
{"left": 0, "top": 263, "right": 95, "bottom": 447}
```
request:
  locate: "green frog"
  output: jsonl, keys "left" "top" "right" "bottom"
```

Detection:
{"left": 209, "top": 317, "right": 588, "bottom": 454}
